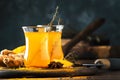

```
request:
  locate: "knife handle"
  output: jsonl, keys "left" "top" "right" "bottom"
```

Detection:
{"left": 94, "top": 58, "right": 120, "bottom": 70}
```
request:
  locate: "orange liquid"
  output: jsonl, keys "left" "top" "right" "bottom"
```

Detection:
{"left": 48, "top": 32, "right": 64, "bottom": 61}
{"left": 24, "top": 32, "right": 50, "bottom": 68}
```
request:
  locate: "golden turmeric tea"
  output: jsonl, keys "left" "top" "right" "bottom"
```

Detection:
{"left": 24, "top": 32, "right": 50, "bottom": 68}
{"left": 48, "top": 32, "right": 64, "bottom": 61}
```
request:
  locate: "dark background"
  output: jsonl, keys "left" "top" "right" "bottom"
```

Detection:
{"left": 0, "top": 0, "right": 120, "bottom": 50}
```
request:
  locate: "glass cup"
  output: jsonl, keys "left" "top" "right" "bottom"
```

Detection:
{"left": 22, "top": 26, "right": 50, "bottom": 68}
{"left": 22, "top": 25, "right": 64, "bottom": 68}
{"left": 47, "top": 25, "right": 64, "bottom": 61}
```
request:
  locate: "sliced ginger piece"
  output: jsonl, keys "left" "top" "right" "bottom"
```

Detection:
{"left": 12, "top": 45, "right": 25, "bottom": 54}
{"left": 53, "top": 59, "right": 73, "bottom": 68}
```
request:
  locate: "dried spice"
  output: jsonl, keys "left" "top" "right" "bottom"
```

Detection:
{"left": 48, "top": 61, "right": 63, "bottom": 69}
{"left": 48, "top": 6, "right": 59, "bottom": 31}
{"left": 0, "top": 49, "right": 24, "bottom": 68}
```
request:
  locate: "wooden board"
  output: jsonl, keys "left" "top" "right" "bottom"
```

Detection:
{"left": 0, "top": 67, "right": 97, "bottom": 78}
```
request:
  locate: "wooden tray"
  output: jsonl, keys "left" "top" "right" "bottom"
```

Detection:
{"left": 0, "top": 67, "right": 97, "bottom": 78}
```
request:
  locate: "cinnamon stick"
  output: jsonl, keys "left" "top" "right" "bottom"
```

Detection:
{"left": 63, "top": 18, "right": 106, "bottom": 56}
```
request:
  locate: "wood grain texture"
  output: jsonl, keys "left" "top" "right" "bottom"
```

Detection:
{"left": 63, "top": 18, "right": 106, "bottom": 56}
{"left": 62, "top": 39, "right": 120, "bottom": 62}
{"left": 0, "top": 67, "right": 97, "bottom": 78}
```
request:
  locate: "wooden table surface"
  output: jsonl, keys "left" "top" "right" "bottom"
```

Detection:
{"left": 0, "top": 69, "right": 119, "bottom": 80}
{"left": 0, "top": 39, "right": 120, "bottom": 80}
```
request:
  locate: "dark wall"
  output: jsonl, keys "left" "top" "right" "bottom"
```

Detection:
{"left": 0, "top": 0, "right": 120, "bottom": 50}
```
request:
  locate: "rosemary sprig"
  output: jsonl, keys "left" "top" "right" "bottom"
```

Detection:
{"left": 48, "top": 6, "right": 59, "bottom": 31}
